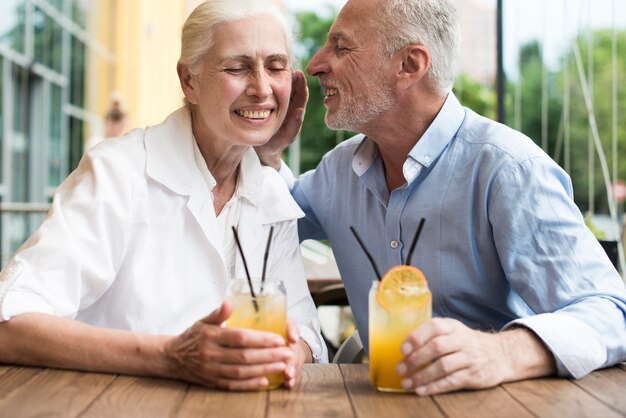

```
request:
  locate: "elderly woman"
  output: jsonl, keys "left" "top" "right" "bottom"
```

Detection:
{"left": 0, "top": 0, "right": 326, "bottom": 390}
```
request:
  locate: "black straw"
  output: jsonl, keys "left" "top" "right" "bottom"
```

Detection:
{"left": 260, "top": 226, "right": 274, "bottom": 294}
{"left": 232, "top": 227, "right": 258, "bottom": 310}
{"left": 405, "top": 218, "right": 425, "bottom": 266}
{"left": 349, "top": 226, "right": 382, "bottom": 280}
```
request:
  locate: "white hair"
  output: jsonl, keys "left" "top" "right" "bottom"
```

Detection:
{"left": 179, "top": 0, "right": 294, "bottom": 76}
{"left": 371, "top": 0, "right": 460, "bottom": 93}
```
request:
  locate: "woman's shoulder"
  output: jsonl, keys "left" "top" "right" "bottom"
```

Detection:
{"left": 83, "top": 129, "right": 148, "bottom": 176}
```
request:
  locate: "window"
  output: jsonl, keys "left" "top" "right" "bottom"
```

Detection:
{"left": 33, "top": 7, "right": 63, "bottom": 74}
{"left": 0, "top": 0, "right": 26, "bottom": 54}
{"left": 48, "top": 84, "right": 62, "bottom": 187}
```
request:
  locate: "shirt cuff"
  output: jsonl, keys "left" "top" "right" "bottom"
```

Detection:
{"left": 299, "top": 321, "right": 329, "bottom": 363}
{"left": 503, "top": 313, "right": 607, "bottom": 378}
{"left": 278, "top": 161, "right": 296, "bottom": 191}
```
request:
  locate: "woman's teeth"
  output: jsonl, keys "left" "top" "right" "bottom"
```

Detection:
{"left": 235, "top": 110, "right": 271, "bottom": 119}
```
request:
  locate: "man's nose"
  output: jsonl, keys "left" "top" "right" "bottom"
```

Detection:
{"left": 306, "top": 48, "right": 329, "bottom": 78}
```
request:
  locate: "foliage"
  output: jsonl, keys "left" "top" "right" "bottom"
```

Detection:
{"left": 453, "top": 74, "right": 496, "bottom": 120}
{"left": 506, "top": 31, "right": 626, "bottom": 214}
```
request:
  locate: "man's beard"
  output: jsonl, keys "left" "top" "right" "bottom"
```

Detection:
{"left": 325, "top": 79, "right": 394, "bottom": 132}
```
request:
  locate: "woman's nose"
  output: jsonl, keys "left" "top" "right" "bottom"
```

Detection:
{"left": 246, "top": 71, "right": 272, "bottom": 98}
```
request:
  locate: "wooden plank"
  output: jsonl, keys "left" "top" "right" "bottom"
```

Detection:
{"left": 503, "top": 376, "right": 624, "bottom": 418}
{"left": 0, "top": 365, "right": 12, "bottom": 378}
{"left": 0, "top": 366, "right": 43, "bottom": 402}
{"left": 341, "top": 364, "right": 444, "bottom": 418}
{"left": 80, "top": 375, "right": 188, "bottom": 417}
{"left": 0, "top": 368, "right": 115, "bottom": 418}
{"left": 433, "top": 387, "right": 534, "bottom": 418}
{"left": 267, "top": 364, "right": 354, "bottom": 417}
{"left": 572, "top": 367, "right": 626, "bottom": 414}
{"left": 176, "top": 385, "right": 266, "bottom": 417}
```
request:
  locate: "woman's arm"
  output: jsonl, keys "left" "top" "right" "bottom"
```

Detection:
{"left": 0, "top": 302, "right": 295, "bottom": 391}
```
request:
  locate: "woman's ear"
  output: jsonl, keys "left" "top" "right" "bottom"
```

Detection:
{"left": 177, "top": 63, "right": 199, "bottom": 105}
{"left": 395, "top": 44, "right": 431, "bottom": 90}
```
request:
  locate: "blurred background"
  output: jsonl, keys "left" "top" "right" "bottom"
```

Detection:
{"left": 0, "top": 1, "right": 625, "bottom": 295}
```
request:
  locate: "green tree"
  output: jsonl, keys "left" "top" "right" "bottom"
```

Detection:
{"left": 454, "top": 74, "right": 496, "bottom": 120}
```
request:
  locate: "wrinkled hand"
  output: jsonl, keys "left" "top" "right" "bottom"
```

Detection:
{"left": 255, "top": 70, "right": 309, "bottom": 169}
{"left": 163, "top": 301, "right": 294, "bottom": 390}
{"left": 282, "top": 320, "right": 309, "bottom": 389}
{"left": 397, "top": 318, "right": 552, "bottom": 396}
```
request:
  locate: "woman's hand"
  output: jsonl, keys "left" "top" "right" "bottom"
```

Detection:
{"left": 255, "top": 70, "right": 309, "bottom": 170}
{"left": 282, "top": 320, "right": 311, "bottom": 389}
{"left": 163, "top": 301, "right": 294, "bottom": 390}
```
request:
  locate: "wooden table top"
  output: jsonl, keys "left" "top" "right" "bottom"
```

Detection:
{"left": 1, "top": 363, "right": 625, "bottom": 417}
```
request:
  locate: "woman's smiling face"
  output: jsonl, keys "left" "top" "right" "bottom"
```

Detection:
{"left": 185, "top": 16, "right": 292, "bottom": 148}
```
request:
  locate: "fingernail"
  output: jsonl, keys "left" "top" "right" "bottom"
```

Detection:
{"left": 416, "top": 386, "right": 427, "bottom": 396}
{"left": 260, "top": 378, "right": 269, "bottom": 387}
{"left": 401, "top": 342, "right": 412, "bottom": 355}
{"left": 287, "top": 366, "right": 295, "bottom": 378}
{"left": 396, "top": 363, "right": 407, "bottom": 375}
{"left": 401, "top": 378, "right": 413, "bottom": 389}
{"left": 273, "top": 338, "right": 285, "bottom": 346}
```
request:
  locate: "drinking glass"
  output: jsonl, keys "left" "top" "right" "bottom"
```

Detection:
{"left": 227, "top": 278, "right": 287, "bottom": 390}
{"left": 368, "top": 279, "right": 432, "bottom": 392}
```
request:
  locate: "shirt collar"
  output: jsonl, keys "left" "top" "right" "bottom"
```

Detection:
{"left": 192, "top": 138, "right": 264, "bottom": 208}
{"left": 351, "top": 93, "right": 466, "bottom": 183}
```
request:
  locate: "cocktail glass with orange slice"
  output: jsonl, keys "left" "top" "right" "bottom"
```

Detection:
{"left": 369, "top": 265, "right": 432, "bottom": 392}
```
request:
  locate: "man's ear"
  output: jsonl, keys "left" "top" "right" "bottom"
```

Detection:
{"left": 395, "top": 44, "right": 431, "bottom": 90}
{"left": 177, "top": 63, "right": 199, "bottom": 105}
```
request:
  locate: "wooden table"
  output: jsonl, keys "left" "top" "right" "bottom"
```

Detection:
{"left": 1, "top": 363, "right": 625, "bottom": 417}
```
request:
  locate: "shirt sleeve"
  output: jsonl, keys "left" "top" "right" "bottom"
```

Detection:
{"left": 268, "top": 219, "right": 329, "bottom": 363}
{"left": 489, "top": 155, "right": 626, "bottom": 378}
{"left": 0, "top": 144, "right": 134, "bottom": 321}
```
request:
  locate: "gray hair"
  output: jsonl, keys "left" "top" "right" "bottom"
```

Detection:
{"left": 179, "top": 0, "right": 295, "bottom": 76}
{"left": 371, "top": 0, "right": 460, "bottom": 93}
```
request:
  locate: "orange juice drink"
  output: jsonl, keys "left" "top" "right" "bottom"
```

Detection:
{"left": 227, "top": 278, "right": 287, "bottom": 389}
{"left": 369, "top": 266, "right": 432, "bottom": 392}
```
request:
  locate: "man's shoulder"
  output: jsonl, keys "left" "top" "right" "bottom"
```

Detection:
{"left": 458, "top": 109, "right": 546, "bottom": 163}
{"left": 320, "top": 134, "right": 365, "bottom": 164}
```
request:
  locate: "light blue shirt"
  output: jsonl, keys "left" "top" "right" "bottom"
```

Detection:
{"left": 291, "top": 93, "right": 626, "bottom": 378}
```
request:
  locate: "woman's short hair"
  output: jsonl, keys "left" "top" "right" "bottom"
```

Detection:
{"left": 179, "top": 0, "right": 294, "bottom": 76}
{"left": 371, "top": 0, "right": 460, "bottom": 94}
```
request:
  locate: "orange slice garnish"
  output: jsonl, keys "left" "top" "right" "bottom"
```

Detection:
{"left": 377, "top": 265, "right": 429, "bottom": 311}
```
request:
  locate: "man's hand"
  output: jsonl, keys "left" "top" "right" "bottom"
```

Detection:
{"left": 162, "top": 301, "right": 294, "bottom": 390}
{"left": 255, "top": 70, "right": 309, "bottom": 170}
{"left": 396, "top": 318, "right": 556, "bottom": 396}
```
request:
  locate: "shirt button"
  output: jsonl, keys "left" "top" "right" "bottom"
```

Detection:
{"left": 390, "top": 240, "right": 399, "bottom": 249}
{"left": 424, "top": 155, "right": 431, "bottom": 163}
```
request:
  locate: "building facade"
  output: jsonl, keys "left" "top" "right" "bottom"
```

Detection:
{"left": 0, "top": 0, "right": 204, "bottom": 266}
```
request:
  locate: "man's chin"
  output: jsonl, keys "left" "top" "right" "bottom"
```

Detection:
{"left": 325, "top": 114, "right": 355, "bottom": 132}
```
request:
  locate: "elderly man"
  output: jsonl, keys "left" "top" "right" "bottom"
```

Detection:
{"left": 259, "top": 0, "right": 626, "bottom": 396}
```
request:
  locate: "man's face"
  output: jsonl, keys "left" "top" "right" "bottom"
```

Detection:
{"left": 306, "top": 0, "right": 394, "bottom": 132}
